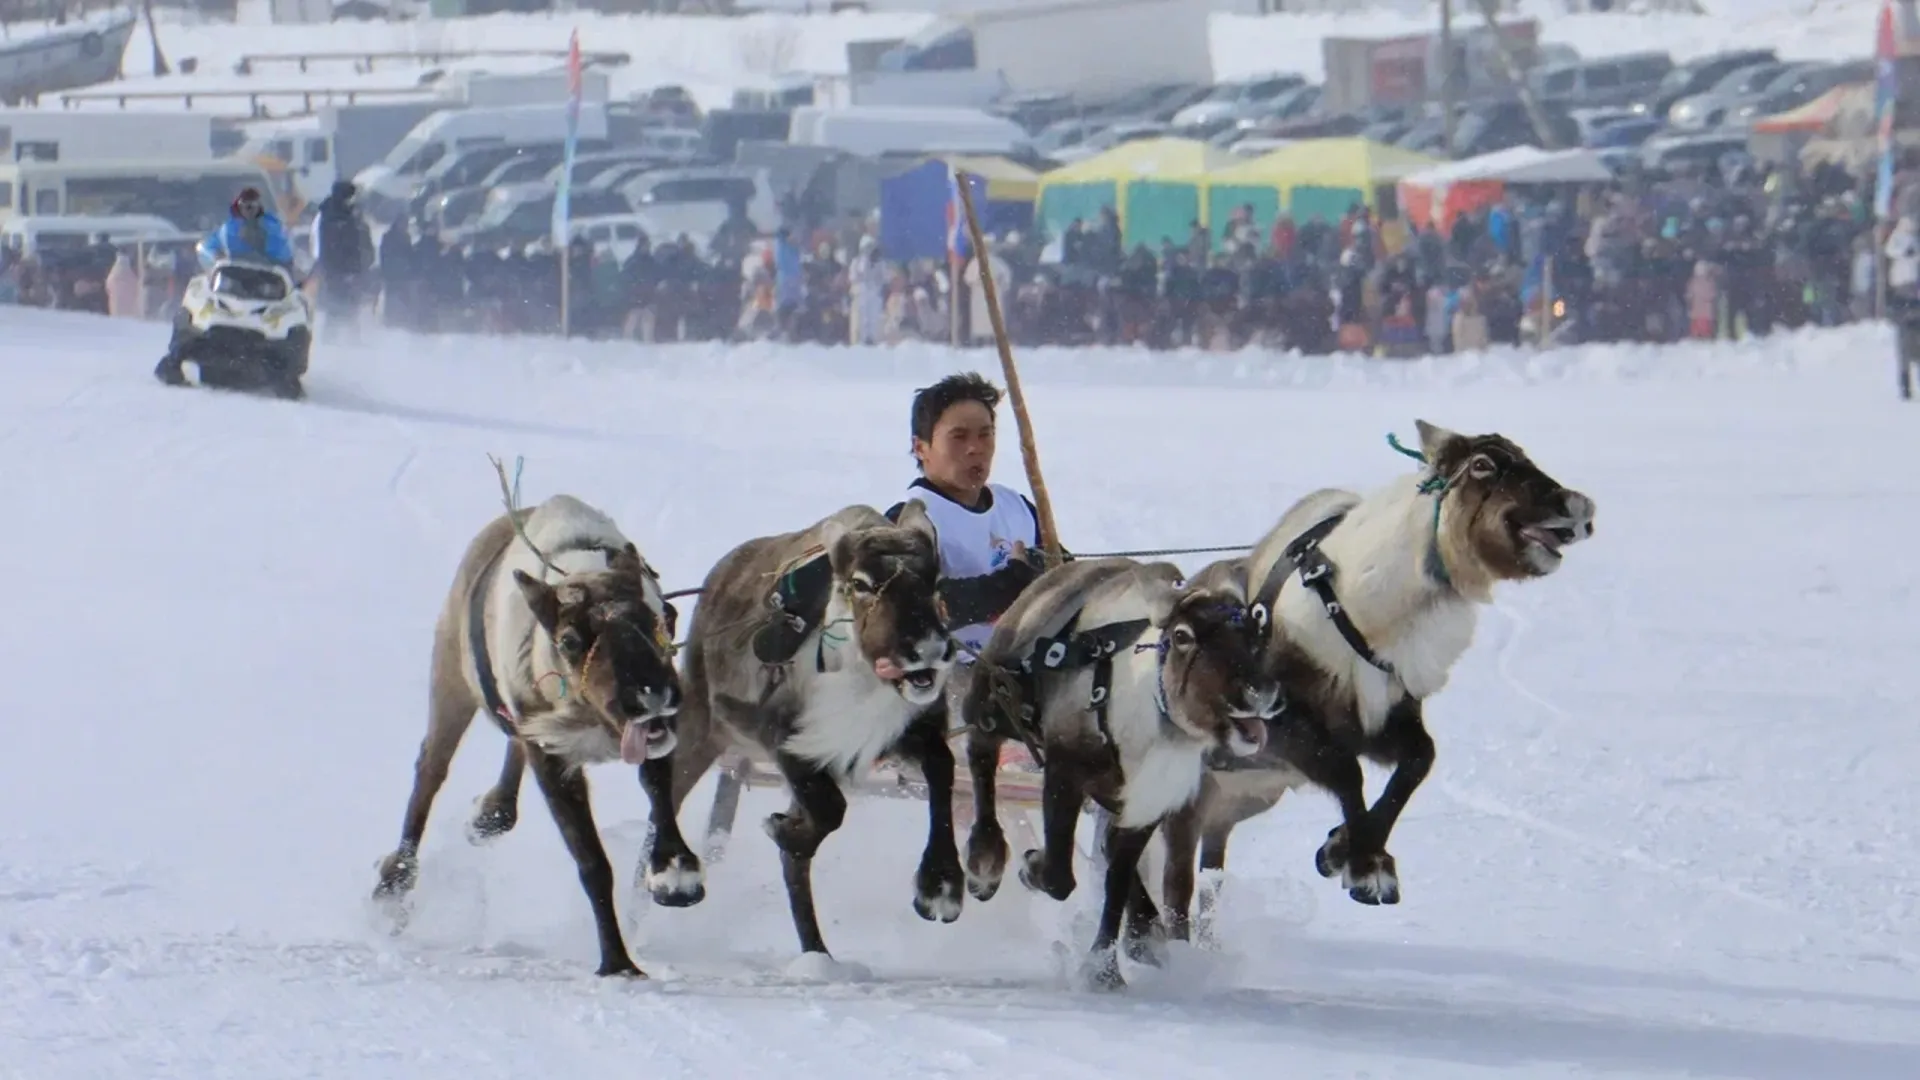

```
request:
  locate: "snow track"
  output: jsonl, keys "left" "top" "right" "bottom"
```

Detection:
{"left": 1, "top": 306, "right": 1916, "bottom": 1078}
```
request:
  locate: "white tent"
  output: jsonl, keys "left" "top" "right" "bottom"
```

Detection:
{"left": 1404, "top": 145, "right": 1616, "bottom": 187}
{"left": 1399, "top": 145, "right": 1616, "bottom": 230}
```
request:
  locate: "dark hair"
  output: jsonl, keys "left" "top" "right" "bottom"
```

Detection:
{"left": 910, "top": 371, "right": 1001, "bottom": 455}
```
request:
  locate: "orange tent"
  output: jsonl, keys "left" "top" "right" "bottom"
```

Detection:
{"left": 1752, "top": 84, "right": 1863, "bottom": 136}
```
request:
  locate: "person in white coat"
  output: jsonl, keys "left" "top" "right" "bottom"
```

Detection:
{"left": 849, "top": 235, "right": 887, "bottom": 345}
{"left": 1886, "top": 216, "right": 1920, "bottom": 392}
{"left": 965, "top": 243, "right": 1013, "bottom": 345}
{"left": 751, "top": 371, "right": 1057, "bottom": 665}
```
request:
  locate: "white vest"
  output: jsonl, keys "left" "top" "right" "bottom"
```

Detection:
{"left": 901, "top": 480, "right": 1039, "bottom": 655}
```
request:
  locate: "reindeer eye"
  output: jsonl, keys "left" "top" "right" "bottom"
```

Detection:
{"left": 849, "top": 575, "right": 876, "bottom": 595}
{"left": 1171, "top": 626, "right": 1197, "bottom": 648}
{"left": 1468, "top": 454, "right": 1497, "bottom": 479}
{"left": 557, "top": 629, "right": 586, "bottom": 655}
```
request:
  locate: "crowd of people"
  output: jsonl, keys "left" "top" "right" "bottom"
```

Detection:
{"left": 1, "top": 151, "right": 1905, "bottom": 359}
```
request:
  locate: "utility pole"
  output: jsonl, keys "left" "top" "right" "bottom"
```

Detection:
{"left": 1439, "top": 0, "right": 1455, "bottom": 157}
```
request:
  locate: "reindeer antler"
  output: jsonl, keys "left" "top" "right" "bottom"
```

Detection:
{"left": 488, "top": 454, "right": 568, "bottom": 579}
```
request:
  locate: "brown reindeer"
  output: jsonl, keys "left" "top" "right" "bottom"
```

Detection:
{"left": 956, "top": 559, "right": 1282, "bottom": 990}
{"left": 372, "top": 494, "right": 701, "bottom": 978}
{"left": 1157, "top": 421, "right": 1597, "bottom": 942}
{"left": 657, "top": 501, "right": 964, "bottom": 966}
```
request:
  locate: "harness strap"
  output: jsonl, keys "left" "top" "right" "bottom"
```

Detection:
{"left": 976, "top": 614, "right": 1155, "bottom": 769}
{"left": 1287, "top": 528, "right": 1398, "bottom": 678}
{"left": 1247, "top": 511, "right": 1398, "bottom": 679}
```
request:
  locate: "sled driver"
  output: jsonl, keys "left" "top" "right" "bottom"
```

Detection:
{"left": 752, "top": 371, "right": 1060, "bottom": 666}
{"left": 196, "top": 186, "right": 294, "bottom": 272}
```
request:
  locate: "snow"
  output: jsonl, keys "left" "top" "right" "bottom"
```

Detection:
{"left": 93, "top": 0, "right": 1880, "bottom": 118}
{"left": 1, "top": 303, "right": 1918, "bottom": 1078}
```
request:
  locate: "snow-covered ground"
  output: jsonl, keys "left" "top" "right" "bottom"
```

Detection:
{"left": 96, "top": 0, "right": 1877, "bottom": 115}
{"left": 1, "top": 307, "right": 1916, "bottom": 1076}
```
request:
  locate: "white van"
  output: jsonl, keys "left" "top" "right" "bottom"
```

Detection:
{"left": 354, "top": 102, "right": 611, "bottom": 211}
{"left": 786, "top": 106, "right": 1031, "bottom": 157}
{"left": 2, "top": 213, "right": 188, "bottom": 257}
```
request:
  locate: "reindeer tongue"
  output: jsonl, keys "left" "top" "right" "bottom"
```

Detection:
{"left": 620, "top": 721, "right": 648, "bottom": 765}
{"left": 873, "top": 657, "right": 906, "bottom": 681}
{"left": 1233, "top": 714, "right": 1269, "bottom": 754}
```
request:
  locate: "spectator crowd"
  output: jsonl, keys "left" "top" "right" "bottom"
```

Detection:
{"left": 1, "top": 151, "right": 1901, "bottom": 357}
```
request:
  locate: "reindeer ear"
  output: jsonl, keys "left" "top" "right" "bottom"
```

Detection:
{"left": 1415, "top": 419, "right": 1462, "bottom": 462}
{"left": 893, "top": 498, "right": 938, "bottom": 545}
{"left": 608, "top": 542, "right": 644, "bottom": 578}
{"left": 513, "top": 569, "right": 562, "bottom": 631}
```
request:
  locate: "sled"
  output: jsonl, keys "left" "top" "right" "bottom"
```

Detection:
{"left": 700, "top": 736, "right": 1049, "bottom": 862}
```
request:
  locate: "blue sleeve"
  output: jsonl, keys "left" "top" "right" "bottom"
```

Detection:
{"left": 197, "top": 225, "right": 223, "bottom": 270}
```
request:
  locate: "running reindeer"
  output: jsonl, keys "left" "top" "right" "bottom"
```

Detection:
{"left": 657, "top": 501, "right": 966, "bottom": 966}
{"left": 1155, "top": 421, "right": 1596, "bottom": 942}
{"left": 957, "top": 558, "right": 1283, "bottom": 989}
{"left": 372, "top": 486, "right": 703, "bottom": 978}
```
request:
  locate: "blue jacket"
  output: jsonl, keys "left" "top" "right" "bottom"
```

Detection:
{"left": 198, "top": 213, "right": 294, "bottom": 271}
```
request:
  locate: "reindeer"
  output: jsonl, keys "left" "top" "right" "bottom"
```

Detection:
{"left": 1154, "top": 421, "right": 1596, "bottom": 943}
{"left": 658, "top": 501, "right": 965, "bottom": 964}
{"left": 956, "top": 558, "right": 1283, "bottom": 990}
{"left": 372, "top": 494, "right": 703, "bottom": 978}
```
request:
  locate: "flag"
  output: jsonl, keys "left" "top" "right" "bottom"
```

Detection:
{"left": 945, "top": 168, "right": 986, "bottom": 262}
{"left": 552, "top": 28, "right": 584, "bottom": 249}
{"left": 1875, "top": 0, "right": 1899, "bottom": 222}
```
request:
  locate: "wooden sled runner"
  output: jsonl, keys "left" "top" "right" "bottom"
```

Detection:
{"left": 699, "top": 738, "right": 1048, "bottom": 861}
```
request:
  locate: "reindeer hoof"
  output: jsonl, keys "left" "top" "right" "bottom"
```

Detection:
{"left": 914, "top": 850, "right": 966, "bottom": 923}
{"left": 1315, "top": 825, "right": 1350, "bottom": 879}
{"left": 1018, "top": 848, "right": 1074, "bottom": 901}
{"left": 646, "top": 852, "right": 707, "bottom": 908}
{"left": 466, "top": 797, "right": 518, "bottom": 844}
{"left": 1343, "top": 851, "right": 1400, "bottom": 906}
{"left": 597, "top": 956, "right": 647, "bottom": 978}
{"left": 1081, "top": 948, "right": 1127, "bottom": 992}
{"left": 964, "top": 823, "right": 1009, "bottom": 901}
{"left": 373, "top": 851, "right": 418, "bottom": 899}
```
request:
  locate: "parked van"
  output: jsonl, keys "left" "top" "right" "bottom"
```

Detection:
{"left": 353, "top": 102, "right": 611, "bottom": 215}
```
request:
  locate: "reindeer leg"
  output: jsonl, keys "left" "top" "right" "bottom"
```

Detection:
{"left": 963, "top": 727, "right": 1010, "bottom": 900}
{"left": 1192, "top": 813, "right": 1246, "bottom": 947}
{"left": 1304, "top": 749, "right": 1396, "bottom": 906}
{"left": 1122, "top": 864, "right": 1165, "bottom": 967}
{"left": 1019, "top": 756, "right": 1082, "bottom": 901}
{"left": 524, "top": 746, "right": 641, "bottom": 977}
{"left": 467, "top": 739, "right": 524, "bottom": 844}
{"left": 1315, "top": 705, "right": 1432, "bottom": 907}
{"left": 895, "top": 710, "right": 965, "bottom": 923}
{"left": 637, "top": 754, "right": 706, "bottom": 907}
{"left": 375, "top": 667, "right": 479, "bottom": 907}
{"left": 1086, "top": 818, "right": 1155, "bottom": 991}
{"left": 764, "top": 751, "right": 848, "bottom": 956}
{"left": 1160, "top": 797, "right": 1203, "bottom": 943}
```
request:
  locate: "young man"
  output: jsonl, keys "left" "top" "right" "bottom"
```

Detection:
{"left": 752, "top": 371, "right": 1054, "bottom": 663}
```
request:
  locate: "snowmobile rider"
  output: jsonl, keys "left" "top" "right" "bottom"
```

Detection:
{"left": 751, "top": 371, "right": 1062, "bottom": 665}
{"left": 197, "top": 186, "right": 294, "bottom": 272}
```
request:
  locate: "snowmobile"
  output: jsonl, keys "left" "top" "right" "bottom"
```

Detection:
{"left": 157, "top": 258, "right": 312, "bottom": 400}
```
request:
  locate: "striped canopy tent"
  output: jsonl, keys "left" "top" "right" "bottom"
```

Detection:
{"left": 1035, "top": 137, "right": 1236, "bottom": 249}
{"left": 1203, "top": 137, "right": 1442, "bottom": 246}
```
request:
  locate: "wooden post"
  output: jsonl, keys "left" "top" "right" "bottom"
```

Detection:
{"left": 559, "top": 248, "right": 571, "bottom": 338}
{"left": 953, "top": 171, "right": 1063, "bottom": 562}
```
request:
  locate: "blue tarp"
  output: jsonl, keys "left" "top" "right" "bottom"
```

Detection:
{"left": 878, "top": 160, "right": 1030, "bottom": 263}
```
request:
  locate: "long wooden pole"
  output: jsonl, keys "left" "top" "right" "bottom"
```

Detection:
{"left": 953, "top": 171, "right": 1063, "bottom": 563}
